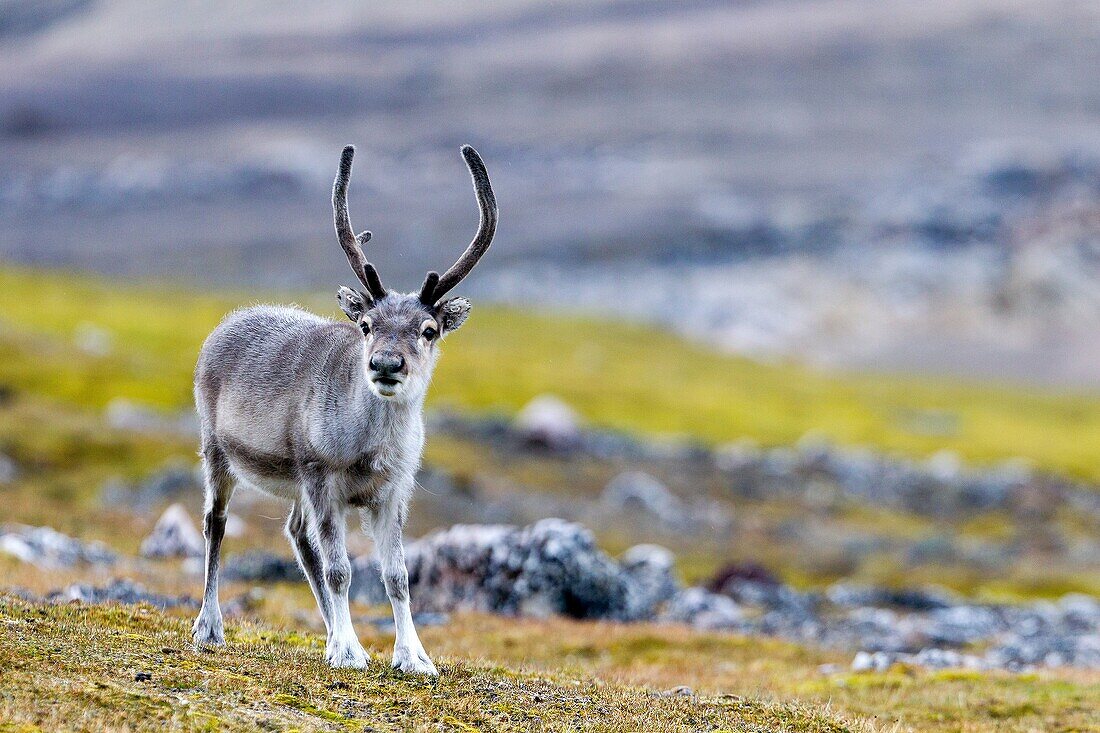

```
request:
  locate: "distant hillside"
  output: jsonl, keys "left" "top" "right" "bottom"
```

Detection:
{"left": 1, "top": 0, "right": 1099, "bottom": 279}
{"left": 1, "top": 265, "right": 1098, "bottom": 482}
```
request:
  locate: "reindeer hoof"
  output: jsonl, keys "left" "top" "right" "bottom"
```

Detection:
{"left": 326, "top": 640, "right": 369, "bottom": 669}
{"left": 191, "top": 613, "right": 225, "bottom": 647}
{"left": 392, "top": 645, "right": 438, "bottom": 676}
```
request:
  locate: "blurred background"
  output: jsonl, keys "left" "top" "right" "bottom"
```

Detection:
{"left": 2, "top": 2, "right": 1100, "bottom": 729}
{"left": 5, "top": 0, "right": 1100, "bottom": 381}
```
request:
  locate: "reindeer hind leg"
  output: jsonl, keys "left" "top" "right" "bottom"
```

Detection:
{"left": 192, "top": 436, "right": 234, "bottom": 646}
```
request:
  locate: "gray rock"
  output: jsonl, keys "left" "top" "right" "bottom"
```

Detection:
{"left": 620, "top": 544, "right": 680, "bottom": 617}
{"left": 513, "top": 395, "right": 581, "bottom": 450}
{"left": 47, "top": 579, "right": 197, "bottom": 610}
{"left": 601, "top": 471, "right": 682, "bottom": 521}
{"left": 827, "top": 583, "right": 958, "bottom": 611}
{"left": 222, "top": 551, "right": 304, "bottom": 583}
{"left": 0, "top": 524, "right": 116, "bottom": 568}
{"left": 348, "top": 554, "right": 389, "bottom": 605}
{"left": 660, "top": 587, "right": 744, "bottom": 630}
{"left": 140, "top": 503, "right": 204, "bottom": 559}
{"left": 405, "top": 518, "right": 646, "bottom": 621}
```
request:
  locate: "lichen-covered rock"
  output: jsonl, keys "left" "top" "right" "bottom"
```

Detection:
{"left": 140, "top": 503, "right": 204, "bottom": 559}
{"left": 660, "top": 587, "right": 744, "bottom": 630}
{"left": 404, "top": 518, "right": 646, "bottom": 620}
{"left": 620, "top": 544, "right": 679, "bottom": 617}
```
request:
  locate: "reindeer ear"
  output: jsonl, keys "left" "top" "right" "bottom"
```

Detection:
{"left": 437, "top": 297, "right": 471, "bottom": 334}
{"left": 337, "top": 287, "right": 368, "bottom": 322}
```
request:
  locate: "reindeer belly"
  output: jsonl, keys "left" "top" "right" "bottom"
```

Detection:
{"left": 220, "top": 436, "right": 300, "bottom": 501}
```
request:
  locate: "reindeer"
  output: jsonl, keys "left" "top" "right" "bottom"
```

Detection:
{"left": 190, "top": 144, "right": 497, "bottom": 675}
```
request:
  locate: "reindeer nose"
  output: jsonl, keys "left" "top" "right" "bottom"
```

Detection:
{"left": 369, "top": 352, "right": 405, "bottom": 375}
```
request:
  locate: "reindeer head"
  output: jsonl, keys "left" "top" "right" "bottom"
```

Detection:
{"left": 332, "top": 144, "right": 497, "bottom": 401}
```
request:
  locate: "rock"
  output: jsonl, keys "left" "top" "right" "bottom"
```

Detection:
{"left": 513, "top": 395, "right": 581, "bottom": 450}
{"left": 920, "top": 605, "right": 1003, "bottom": 646}
{"left": 709, "top": 562, "right": 781, "bottom": 592}
{"left": 657, "top": 686, "right": 694, "bottom": 697}
{"left": 601, "top": 471, "right": 682, "bottom": 521}
{"left": 47, "top": 579, "right": 197, "bottom": 610}
{"left": 713, "top": 439, "right": 762, "bottom": 472}
{"left": 826, "top": 583, "right": 957, "bottom": 611}
{"left": 852, "top": 648, "right": 980, "bottom": 672}
{"left": 660, "top": 587, "right": 743, "bottom": 630}
{"left": 140, "top": 503, "right": 204, "bottom": 559}
{"left": 134, "top": 671, "right": 153, "bottom": 682}
{"left": 222, "top": 552, "right": 304, "bottom": 583}
{"left": 348, "top": 555, "right": 389, "bottom": 605}
{"left": 0, "top": 524, "right": 116, "bottom": 568}
{"left": 851, "top": 650, "right": 894, "bottom": 672}
{"left": 620, "top": 544, "right": 680, "bottom": 617}
{"left": 404, "top": 518, "right": 646, "bottom": 621}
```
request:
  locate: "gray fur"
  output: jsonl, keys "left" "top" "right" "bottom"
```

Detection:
{"left": 191, "top": 294, "right": 462, "bottom": 675}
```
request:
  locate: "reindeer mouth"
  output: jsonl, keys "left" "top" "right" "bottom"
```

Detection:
{"left": 370, "top": 376, "right": 404, "bottom": 397}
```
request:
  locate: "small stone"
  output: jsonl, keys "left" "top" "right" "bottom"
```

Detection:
{"left": 134, "top": 671, "right": 152, "bottom": 682}
{"left": 513, "top": 395, "right": 581, "bottom": 450}
{"left": 659, "top": 685, "right": 694, "bottom": 697}
{"left": 140, "top": 504, "right": 204, "bottom": 559}
{"left": 601, "top": 471, "right": 683, "bottom": 519}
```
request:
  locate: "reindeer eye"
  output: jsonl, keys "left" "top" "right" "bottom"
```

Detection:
{"left": 360, "top": 321, "right": 371, "bottom": 335}
{"left": 422, "top": 326, "right": 438, "bottom": 341}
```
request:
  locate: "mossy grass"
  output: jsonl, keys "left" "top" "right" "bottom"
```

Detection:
{"left": 0, "top": 596, "right": 857, "bottom": 732}
{"left": 1, "top": 265, "right": 1099, "bottom": 482}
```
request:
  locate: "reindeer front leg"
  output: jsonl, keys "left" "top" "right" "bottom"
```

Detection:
{"left": 301, "top": 470, "right": 368, "bottom": 669}
{"left": 366, "top": 487, "right": 437, "bottom": 676}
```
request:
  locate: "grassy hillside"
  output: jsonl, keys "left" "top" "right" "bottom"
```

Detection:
{"left": 1, "top": 266, "right": 1098, "bottom": 481}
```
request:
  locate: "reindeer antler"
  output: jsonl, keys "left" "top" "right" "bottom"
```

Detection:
{"left": 333, "top": 145, "right": 387, "bottom": 301}
{"left": 420, "top": 145, "right": 497, "bottom": 304}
